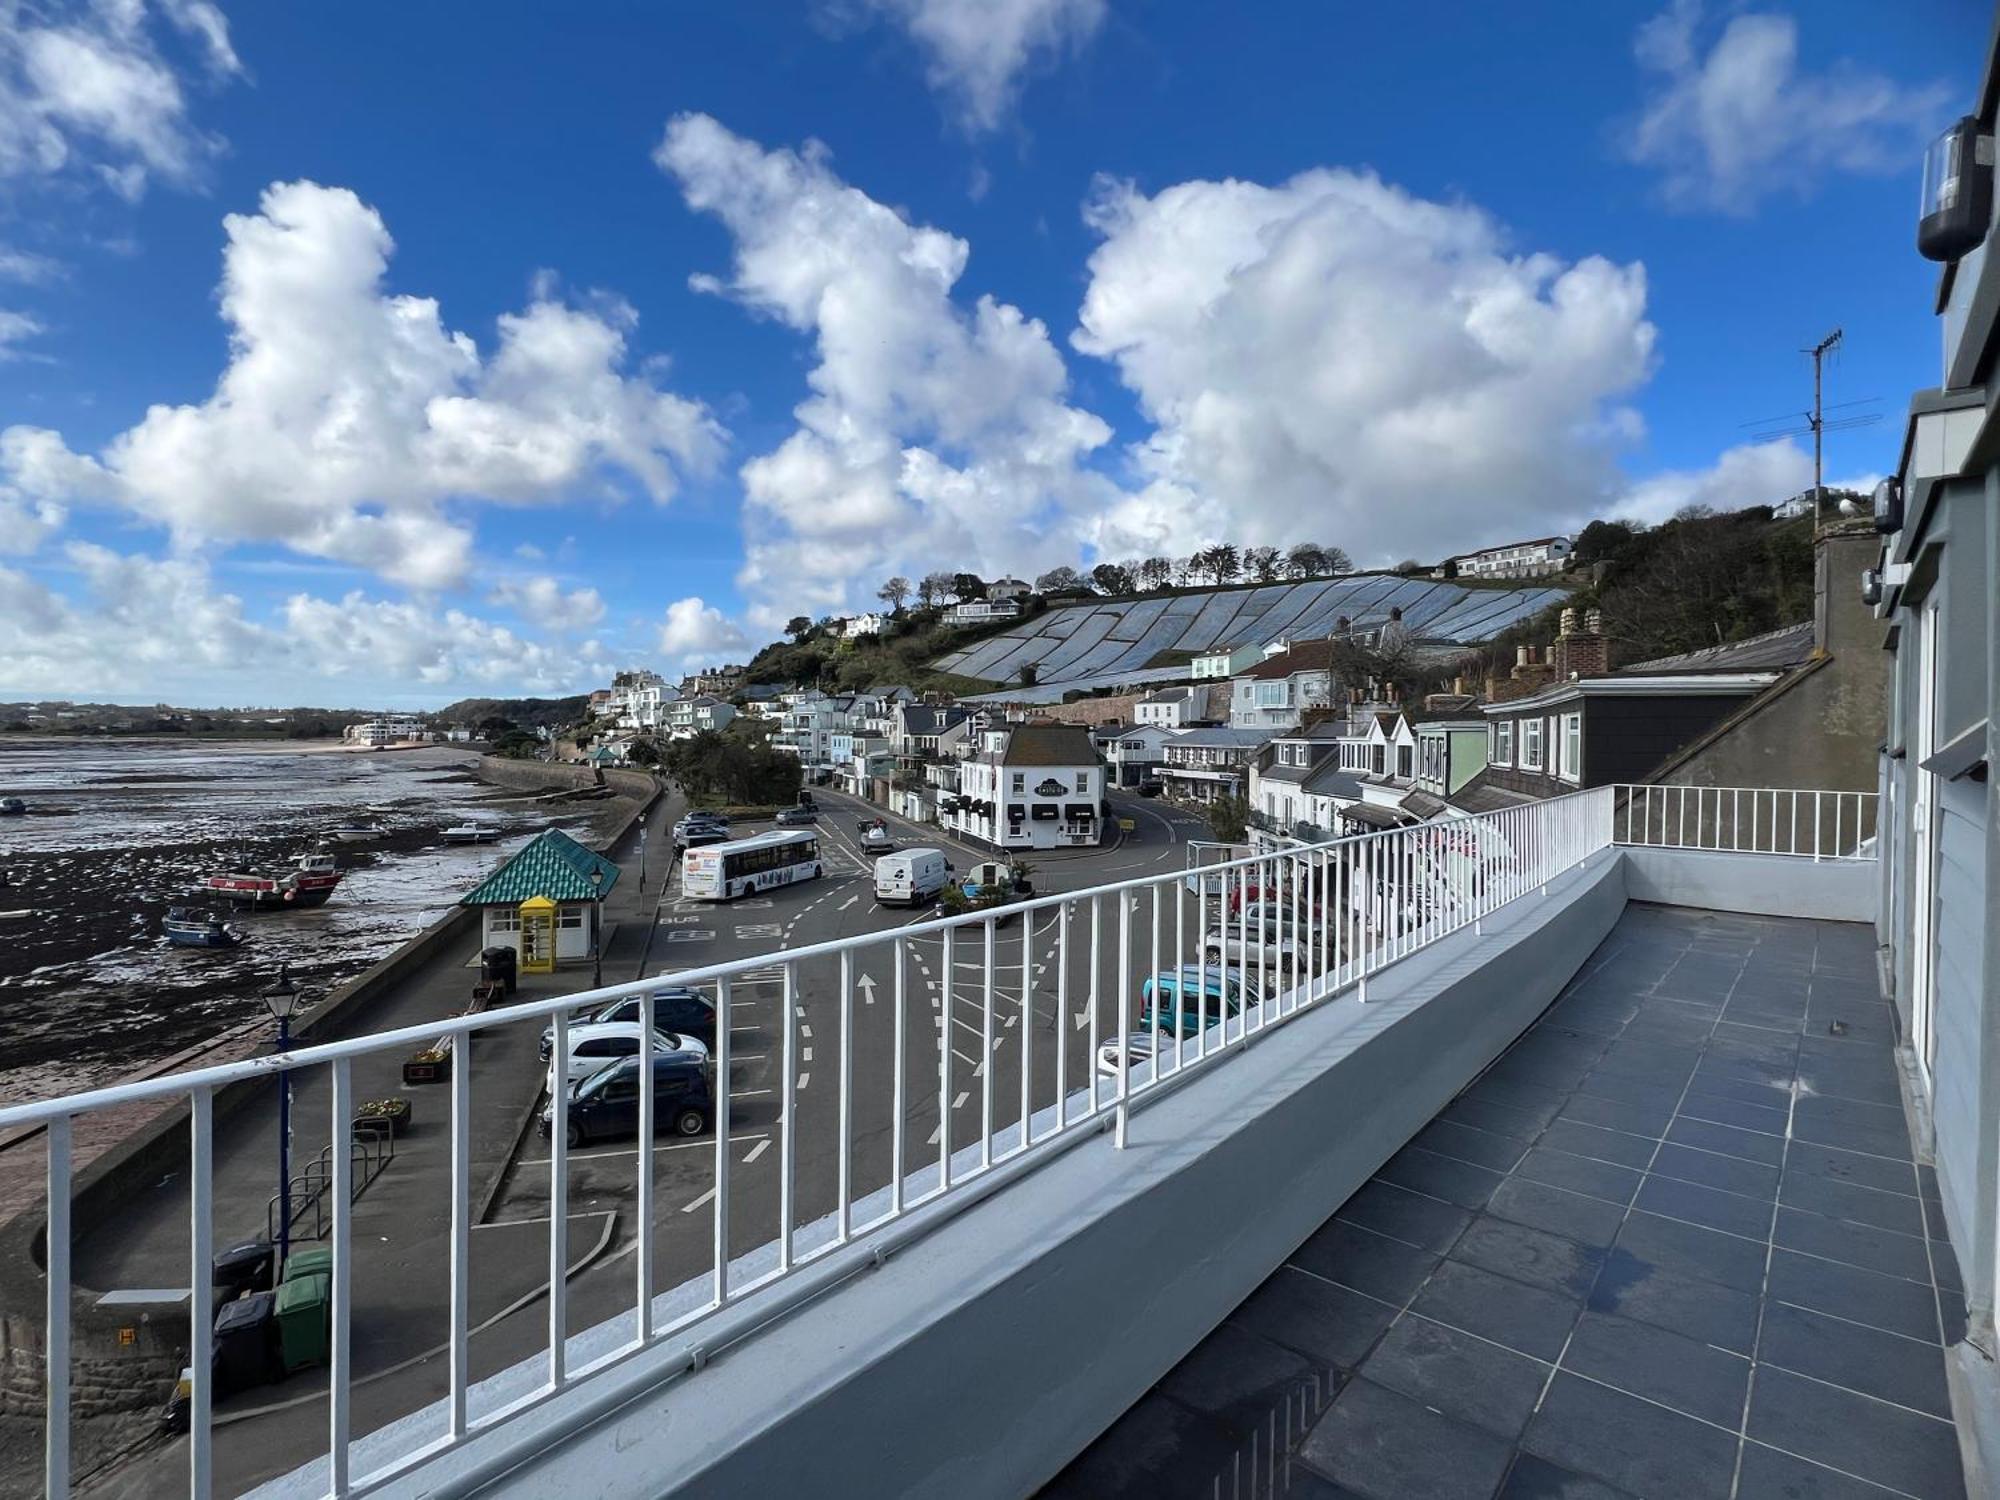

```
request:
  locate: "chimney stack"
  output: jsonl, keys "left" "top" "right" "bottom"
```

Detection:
{"left": 1550, "top": 607, "right": 1609, "bottom": 680}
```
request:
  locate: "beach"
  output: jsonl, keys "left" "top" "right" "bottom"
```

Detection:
{"left": 0, "top": 741, "right": 597, "bottom": 1104}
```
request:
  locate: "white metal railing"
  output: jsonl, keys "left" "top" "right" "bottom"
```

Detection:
{"left": 1610, "top": 784, "right": 1878, "bottom": 860}
{"left": 9, "top": 786, "right": 1618, "bottom": 1498}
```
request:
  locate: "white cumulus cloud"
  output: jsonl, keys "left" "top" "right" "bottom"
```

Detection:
{"left": 656, "top": 595, "right": 749, "bottom": 667}
{"left": 840, "top": 0, "right": 1105, "bottom": 132}
{"left": 655, "top": 113, "right": 1114, "bottom": 626}
{"left": 1626, "top": 0, "right": 1949, "bottom": 214}
{"left": 0, "top": 0, "right": 243, "bottom": 199}
{"left": 1073, "top": 169, "right": 1658, "bottom": 564}
{"left": 0, "top": 544, "right": 608, "bottom": 701}
{"left": 0, "top": 179, "right": 725, "bottom": 589}
{"left": 486, "top": 574, "right": 607, "bottom": 632}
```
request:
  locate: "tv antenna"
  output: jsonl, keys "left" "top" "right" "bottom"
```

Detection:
{"left": 1736, "top": 328, "right": 1881, "bottom": 532}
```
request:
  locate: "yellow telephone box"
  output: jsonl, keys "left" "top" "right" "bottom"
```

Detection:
{"left": 517, "top": 895, "right": 558, "bottom": 974}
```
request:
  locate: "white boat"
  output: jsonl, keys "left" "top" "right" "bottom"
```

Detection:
{"left": 441, "top": 824, "right": 498, "bottom": 845}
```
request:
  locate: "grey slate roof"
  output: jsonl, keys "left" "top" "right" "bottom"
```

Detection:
{"left": 998, "top": 722, "right": 1100, "bottom": 767}
{"left": 1302, "top": 761, "right": 1364, "bottom": 799}
{"left": 1619, "top": 620, "right": 1815, "bottom": 675}
{"left": 460, "top": 829, "right": 620, "bottom": 907}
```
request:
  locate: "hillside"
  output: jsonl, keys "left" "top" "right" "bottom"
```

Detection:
{"left": 932, "top": 573, "right": 1571, "bottom": 690}
{"left": 431, "top": 695, "right": 589, "bottom": 731}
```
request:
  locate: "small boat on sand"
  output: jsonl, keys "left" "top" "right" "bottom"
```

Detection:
{"left": 164, "top": 907, "right": 244, "bottom": 948}
{"left": 440, "top": 825, "right": 498, "bottom": 845}
{"left": 196, "top": 852, "right": 344, "bottom": 911}
{"left": 323, "top": 824, "right": 383, "bottom": 843}
{"left": 0, "top": 797, "right": 24, "bottom": 816}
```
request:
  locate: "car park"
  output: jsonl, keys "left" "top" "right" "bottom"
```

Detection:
{"left": 544, "top": 1020, "right": 707, "bottom": 1098}
{"left": 538, "top": 987, "right": 716, "bottom": 1059}
{"left": 539, "top": 1054, "right": 714, "bottom": 1148}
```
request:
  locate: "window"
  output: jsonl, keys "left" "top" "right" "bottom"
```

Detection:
{"left": 1396, "top": 745, "right": 1413, "bottom": 779}
{"left": 1011, "top": 772, "right": 1025, "bottom": 793}
{"left": 1371, "top": 745, "right": 1385, "bottom": 774}
{"left": 559, "top": 907, "right": 585, "bottom": 929}
{"left": 1520, "top": 717, "right": 1544, "bottom": 770}
{"left": 1560, "top": 712, "right": 1582, "bottom": 782}
{"left": 489, "top": 909, "right": 520, "bottom": 933}
{"left": 1255, "top": 682, "right": 1288, "bottom": 708}
{"left": 1076, "top": 771, "right": 1089, "bottom": 792}
{"left": 1493, "top": 722, "right": 1513, "bottom": 766}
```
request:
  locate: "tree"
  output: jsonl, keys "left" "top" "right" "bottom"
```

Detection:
{"left": 785, "top": 615, "right": 812, "bottom": 643}
{"left": 1138, "top": 557, "right": 1174, "bottom": 590}
{"left": 1091, "top": 561, "right": 1134, "bottom": 595}
{"left": 1020, "top": 662, "right": 1039, "bottom": 687}
{"left": 1035, "top": 566, "right": 1086, "bottom": 593}
{"left": 1323, "top": 545, "right": 1353, "bottom": 574}
{"left": 1206, "top": 793, "right": 1249, "bottom": 843}
{"left": 1572, "top": 519, "right": 1638, "bottom": 568}
{"left": 625, "top": 738, "right": 661, "bottom": 768}
{"left": 1283, "top": 543, "right": 1327, "bottom": 579}
{"left": 1244, "top": 545, "right": 1281, "bottom": 583}
{"left": 917, "top": 572, "right": 952, "bottom": 608}
{"left": 877, "top": 576, "right": 911, "bottom": 612}
{"left": 1192, "top": 543, "right": 1240, "bottom": 585}
{"left": 950, "top": 572, "right": 986, "bottom": 602}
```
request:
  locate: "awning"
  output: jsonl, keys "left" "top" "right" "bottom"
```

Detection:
{"left": 1064, "top": 803, "right": 1095, "bottom": 819}
{"left": 1340, "top": 802, "right": 1411, "bottom": 830}
{"left": 1030, "top": 804, "right": 1059, "bottom": 820}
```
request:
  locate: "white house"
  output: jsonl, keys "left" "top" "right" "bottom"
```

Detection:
{"left": 937, "top": 722, "right": 1103, "bottom": 849}
{"left": 1449, "top": 535, "right": 1573, "bottom": 579}
{"left": 1228, "top": 641, "right": 1336, "bottom": 731}
{"left": 985, "top": 578, "right": 1032, "bottom": 601}
{"left": 1192, "top": 643, "right": 1262, "bottom": 680}
{"left": 343, "top": 717, "right": 426, "bottom": 745}
{"left": 663, "top": 696, "right": 737, "bottom": 738}
{"left": 1157, "top": 727, "right": 1267, "bottom": 805}
{"left": 943, "top": 598, "right": 1023, "bottom": 626}
{"left": 1135, "top": 685, "right": 1204, "bottom": 729}
{"left": 840, "top": 612, "right": 889, "bottom": 639}
{"left": 1101, "top": 724, "right": 1179, "bottom": 788}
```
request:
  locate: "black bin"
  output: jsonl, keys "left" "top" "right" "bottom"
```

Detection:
{"left": 480, "top": 945, "right": 518, "bottom": 995}
{"left": 212, "top": 1238, "right": 274, "bottom": 1298}
{"left": 212, "top": 1290, "right": 281, "bottom": 1395}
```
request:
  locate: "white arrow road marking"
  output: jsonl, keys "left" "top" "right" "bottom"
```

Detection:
{"left": 839, "top": 894, "right": 859, "bottom": 911}
{"left": 856, "top": 973, "right": 877, "bottom": 1005}
{"left": 1074, "top": 1012, "right": 1091, "bottom": 1030}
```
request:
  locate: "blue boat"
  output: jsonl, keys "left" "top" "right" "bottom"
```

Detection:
{"left": 164, "top": 906, "right": 244, "bottom": 949}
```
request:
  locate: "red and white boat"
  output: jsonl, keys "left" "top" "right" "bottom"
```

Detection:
{"left": 196, "top": 853, "right": 344, "bottom": 911}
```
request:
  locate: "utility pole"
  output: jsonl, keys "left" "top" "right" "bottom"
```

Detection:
{"left": 1804, "top": 328, "right": 1842, "bottom": 534}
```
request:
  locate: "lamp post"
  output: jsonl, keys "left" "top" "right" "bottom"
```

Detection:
{"left": 261, "top": 965, "right": 307, "bottom": 1268}
{"left": 590, "top": 867, "right": 605, "bottom": 990}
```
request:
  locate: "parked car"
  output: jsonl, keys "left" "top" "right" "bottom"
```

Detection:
{"left": 775, "top": 805, "right": 816, "bottom": 827}
{"left": 538, "top": 987, "right": 716, "bottom": 1059}
{"left": 1136, "top": 779, "right": 1164, "bottom": 798}
{"left": 539, "top": 1054, "right": 714, "bottom": 1148}
{"left": 1138, "top": 965, "right": 1250, "bottom": 1036}
{"left": 1096, "top": 1031, "right": 1165, "bottom": 1079}
{"left": 544, "top": 1020, "right": 707, "bottom": 1098}
{"left": 1201, "top": 924, "right": 1298, "bottom": 969}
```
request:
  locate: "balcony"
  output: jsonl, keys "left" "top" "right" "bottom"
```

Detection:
{"left": 3, "top": 785, "right": 1966, "bottom": 1500}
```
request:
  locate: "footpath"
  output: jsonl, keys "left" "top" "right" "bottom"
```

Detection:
{"left": 0, "top": 773, "right": 681, "bottom": 1496}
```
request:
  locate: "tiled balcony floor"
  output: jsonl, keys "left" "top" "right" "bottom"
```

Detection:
{"left": 1041, "top": 904, "right": 1969, "bottom": 1500}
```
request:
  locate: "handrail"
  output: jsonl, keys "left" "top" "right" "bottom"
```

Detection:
{"left": 1609, "top": 783, "right": 1877, "bottom": 860}
{"left": 27, "top": 785, "right": 1624, "bottom": 1496}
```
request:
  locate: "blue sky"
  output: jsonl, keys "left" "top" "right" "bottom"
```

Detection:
{"left": 0, "top": 0, "right": 1977, "bottom": 706}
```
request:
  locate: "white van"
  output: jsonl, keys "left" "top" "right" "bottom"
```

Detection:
{"left": 875, "top": 848, "right": 952, "bottom": 906}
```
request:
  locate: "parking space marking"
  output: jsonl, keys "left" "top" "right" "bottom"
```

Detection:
{"left": 741, "top": 1139, "right": 771, "bottom": 1165}
{"left": 952, "top": 1091, "right": 969, "bottom": 1110}
{"left": 796, "top": 1072, "right": 810, "bottom": 1090}
{"left": 517, "top": 1131, "right": 768, "bottom": 1167}
{"left": 681, "top": 1187, "right": 716, "bottom": 1214}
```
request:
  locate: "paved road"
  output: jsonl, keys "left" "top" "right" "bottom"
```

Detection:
{"left": 88, "top": 788, "right": 1229, "bottom": 1496}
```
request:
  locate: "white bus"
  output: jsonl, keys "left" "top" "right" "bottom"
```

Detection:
{"left": 681, "top": 829, "right": 823, "bottom": 901}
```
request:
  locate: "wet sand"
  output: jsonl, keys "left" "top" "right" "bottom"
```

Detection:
{"left": 0, "top": 742, "right": 602, "bottom": 1104}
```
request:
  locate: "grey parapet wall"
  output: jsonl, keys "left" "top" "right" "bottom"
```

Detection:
{"left": 1621, "top": 845, "right": 1877, "bottom": 924}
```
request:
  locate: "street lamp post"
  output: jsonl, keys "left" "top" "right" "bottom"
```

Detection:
{"left": 261, "top": 965, "right": 307, "bottom": 1269}
{"left": 590, "top": 867, "right": 605, "bottom": 990}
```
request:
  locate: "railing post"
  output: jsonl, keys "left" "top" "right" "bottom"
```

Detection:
{"left": 635, "top": 992, "right": 654, "bottom": 1341}
{"left": 330, "top": 1059, "right": 353, "bottom": 1493}
{"left": 892, "top": 937, "right": 907, "bottom": 1212}
{"left": 1054, "top": 904, "right": 1070, "bottom": 1126}
{"left": 45, "top": 1115, "right": 70, "bottom": 1500}
{"left": 936, "top": 934, "right": 952, "bottom": 1192}
{"left": 1115, "top": 894, "right": 1132, "bottom": 1149}
{"left": 714, "top": 974, "right": 732, "bottom": 1303}
{"left": 189, "top": 1088, "right": 213, "bottom": 1500}
{"left": 838, "top": 952, "right": 853, "bottom": 1240}
{"left": 781, "top": 962, "right": 797, "bottom": 1264}
{"left": 547, "top": 1009, "right": 568, "bottom": 1388}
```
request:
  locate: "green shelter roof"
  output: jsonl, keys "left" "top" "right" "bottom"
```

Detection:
{"left": 460, "top": 828, "right": 620, "bottom": 907}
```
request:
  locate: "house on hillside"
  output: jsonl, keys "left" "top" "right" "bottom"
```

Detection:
{"left": 1101, "top": 723, "right": 1180, "bottom": 789}
{"left": 937, "top": 722, "right": 1103, "bottom": 849}
{"left": 1448, "top": 535, "right": 1573, "bottom": 578}
{"left": 1192, "top": 643, "right": 1262, "bottom": 680}
{"left": 1228, "top": 641, "right": 1337, "bottom": 732}
{"left": 1135, "top": 685, "right": 1204, "bottom": 730}
{"left": 840, "top": 612, "right": 888, "bottom": 639}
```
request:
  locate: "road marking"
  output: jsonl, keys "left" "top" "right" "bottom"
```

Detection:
{"left": 839, "top": 894, "right": 859, "bottom": 911}
{"left": 800, "top": 1023, "right": 813, "bottom": 1039}
{"left": 1074, "top": 1011, "right": 1091, "bottom": 1030}
{"left": 802, "top": 1046, "right": 814, "bottom": 1063}
{"left": 518, "top": 1132, "right": 768, "bottom": 1167}
{"left": 667, "top": 930, "right": 714, "bottom": 943}
{"left": 681, "top": 1187, "right": 716, "bottom": 1214}
{"left": 856, "top": 972, "right": 877, "bottom": 1004}
{"left": 660, "top": 914, "right": 700, "bottom": 926}
{"left": 736, "top": 923, "right": 782, "bottom": 940}
{"left": 741, "top": 1138, "right": 771, "bottom": 1165}
{"left": 952, "top": 1090, "right": 970, "bottom": 1110}
{"left": 797, "top": 1072, "right": 810, "bottom": 1090}
{"left": 927, "top": 1125, "right": 942, "bottom": 1145}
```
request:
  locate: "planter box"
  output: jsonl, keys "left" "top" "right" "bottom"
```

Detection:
{"left": 356, "top": 1098, "right": 412, "bottom": 1137}
{"left": 400, "top": 1053, "right": 449, "bottom": 1086}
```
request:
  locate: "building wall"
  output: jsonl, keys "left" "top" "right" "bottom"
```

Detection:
{"left": 1652, "top": 532, "right": 1887, "bottom": 796}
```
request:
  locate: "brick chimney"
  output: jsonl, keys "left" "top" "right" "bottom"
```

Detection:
{"left": 1549, "top": 606, "right": 1609, "bottom": 680}
{"left": 1509, "top": 643, "right": 1557, "bottom": 695}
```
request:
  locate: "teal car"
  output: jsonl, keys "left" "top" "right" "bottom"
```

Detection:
{"left": 1138, "top": 965, "right": 1249, "bottom": 1037}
